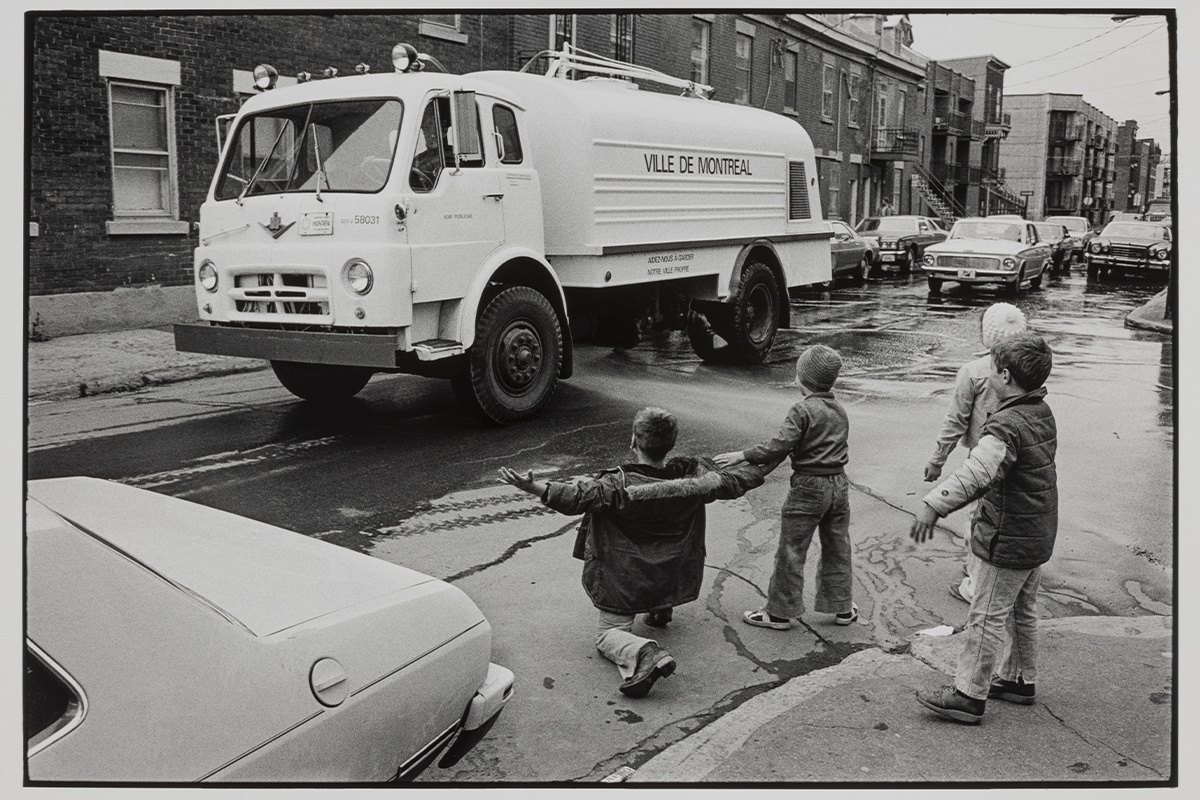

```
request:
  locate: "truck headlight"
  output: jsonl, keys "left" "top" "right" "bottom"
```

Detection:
{"left": 1002, "top": 258, "right": 1017, "bottom": 270}
{"left": 344, "top": 259, "right": 374, "bottom": 295}
{"left": 198, "top": 260, "right": 218, "bottom": 292}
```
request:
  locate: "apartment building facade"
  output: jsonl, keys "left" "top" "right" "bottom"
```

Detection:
{"left": 999, "top": 93, "right": 1119, "bottom": 225}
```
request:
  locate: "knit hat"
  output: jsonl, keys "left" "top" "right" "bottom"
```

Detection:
{"left": 796, "top": 345, "right": 842, "bottom": 392}
{"left": 981, "top": 303, "right": 1028, "bottom": 348}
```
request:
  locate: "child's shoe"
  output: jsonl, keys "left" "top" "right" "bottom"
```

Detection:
{"left": 988, "top": 676, "right": 1036, "bottom": 705}
{"left": 916, "top": 686, "right": 985, "bottom": 724}
{"left": 835, "top": 602, "right": 859, "bottom": 625}
{"left": 743, "top": 608, "right": 791, "bottom": 630}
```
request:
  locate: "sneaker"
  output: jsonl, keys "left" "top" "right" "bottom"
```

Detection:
{"left": 644, "top": 608, "right": 673, "bottom": 628}
{"left": 618, "top": 643, "right": 676, "bottom": 698}
{"left": 743, "top": 608, "right": 792, "bottom": 630}
{"left": 835, "top": 602, "right": 859, "bottom": 626}
{"left": 916, "top": 686, "right": 985, "bottom": 724}
{"left": 988, "top": 677, "right": 1036, "bottom": 705}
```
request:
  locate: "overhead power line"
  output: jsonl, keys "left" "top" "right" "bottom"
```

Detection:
{"left": 1005, "top": 24, "right": 1166, "bottom": 87}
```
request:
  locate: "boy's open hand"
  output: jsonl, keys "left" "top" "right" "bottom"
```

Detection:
{"left": 497, "top": 466, "right": 537, "bottom": 495}
{"left": 909, "top": 504, "right": 941, "bottom": 543}
{"left": 923, "top": 461, "right": 943, "bottom": 482}
{"left": 714, "top": 451, "right": 746, "bottom": 468}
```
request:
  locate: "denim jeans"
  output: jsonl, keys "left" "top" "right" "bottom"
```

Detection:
{"left": 596, "top": 610, "right": 654, "bottom": 679}
{"left": 955, "top": 559, "right": 1042, "bottom": 700}
{"left": 765, "top": 472, "right": 853, "bottom": 618}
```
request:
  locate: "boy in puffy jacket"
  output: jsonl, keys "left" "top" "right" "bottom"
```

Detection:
{"left": 911, "top": 333, "right": 1057, "bottom": 725}
{"left": 498, "top": 407, "right": 765, "bottom": 698}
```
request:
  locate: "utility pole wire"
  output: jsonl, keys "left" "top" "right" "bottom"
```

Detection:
{"left": 1005, "top": 24, "right": 1165, "bottom": 87}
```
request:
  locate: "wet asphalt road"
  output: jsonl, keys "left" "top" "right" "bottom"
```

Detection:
{"left": 25, "top": 264, "right": 1174, "bottom": 781}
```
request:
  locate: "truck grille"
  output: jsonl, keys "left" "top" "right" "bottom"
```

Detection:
{"left": 231, "top": 271, "right": 330, "bottom": 317}
{"left": 935, "top": 255, "right": 1000, "bottom": 270}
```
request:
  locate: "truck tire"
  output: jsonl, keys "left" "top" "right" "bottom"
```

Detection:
{"left": 726, "top": 261, "right": 780, "bottom": 364}
{"left": 456, "top": 286, "right": 562, "bottom": 425}
{"left": 271, "top": 361, "right": 373, "bottom": 402}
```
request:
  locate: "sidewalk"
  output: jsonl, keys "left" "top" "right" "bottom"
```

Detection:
{"left": 627, "top": 614, "right": 1175, "bottom": 784}
{"left": 1125, "top": 288, "right": 1172, "bottom": 334}
{"left": 26, "top": 326, "right": 267, "bottom": 402}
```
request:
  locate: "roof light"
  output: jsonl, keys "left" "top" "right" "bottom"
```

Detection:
{"left": 297, "top": 71, "right": 313, "bottom": 83}
{"left": 252, "top": 64, "right": 278, "bottom": 91}
{"left": 355, "top": 63, "right": 370, "bottom": 75}
{"left": 322, "top": 66, "right": 338, "bottom": 79}
{"left": 392, "top": 43, "right": 421, "bottom": 73}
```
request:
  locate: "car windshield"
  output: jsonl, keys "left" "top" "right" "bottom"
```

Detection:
{"left": 215, "top": 99, "right": 403, "bottom": 200}
{"left": 1103, "top": 223, "right": 1169, "bottom": 240}
{"left": 856, "top": 218, "right": 916, "bottom": 234}
{"left": 951, "top": 221, "right": 1022, "bottom": 241}
{"left": 1047, "top": 217, "right": 1087, "bottom": 232}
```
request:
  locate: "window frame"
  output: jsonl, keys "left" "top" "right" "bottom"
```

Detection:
{"left": 734, "top": 32, "right": 753, "bottom": 105}
{"left": 847, "top": 69, "right": 862, "bottom": 127}
{"left": 612, "top": 14, "right": 635, "bottom": 63}
{"left": 492, "top": 104, "right": 524, "bottom": 165}
{"left": 783, "top": 49, "right": 798, "bottom": 114}
{"left": 690, "top": 17, "right": 711, "bottom": 86}
{"left": 420, "top": 14, "right": 468, "bottom": 44}
{"left": 822, "top": 62, "right": 836, "bottom": 120}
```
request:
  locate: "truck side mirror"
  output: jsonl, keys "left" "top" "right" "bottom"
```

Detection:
{"left": 450, "top": 91, "right": 482, "bottom": 166}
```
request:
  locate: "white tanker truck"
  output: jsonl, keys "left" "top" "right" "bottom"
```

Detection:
{"left": 175, "top": 44, "right": 831, "bottom": 424}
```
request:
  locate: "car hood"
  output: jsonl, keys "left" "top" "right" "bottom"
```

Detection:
{"left": 926, "top": 238, "right": 1029, "bottom": 256}
{"left": 1098, "top": 236, "right": 1166, "bottom": 246}
{"left": 27, "top": 477, "right": 438, "bottom": 637}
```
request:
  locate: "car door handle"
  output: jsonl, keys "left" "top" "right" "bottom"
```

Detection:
{"left": 483, "top": 192, "right": 504, "bottom": 201}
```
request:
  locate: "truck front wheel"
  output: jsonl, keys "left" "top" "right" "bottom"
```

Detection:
{"left": 727, "top": 261, "right": 780, "bottom": 364}
{"left": 270, "top": 361, "right": 374, "bottom": 402}
{"left": 456, "top": 286, "right": 562, "bottom": 425}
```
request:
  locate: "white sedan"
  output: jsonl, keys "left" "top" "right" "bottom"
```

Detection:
{"left": 25, "top": 477, "right": 513, "bottom": 783}
{"left": 921, "top": 217, "right": 1053, "bottom": 296}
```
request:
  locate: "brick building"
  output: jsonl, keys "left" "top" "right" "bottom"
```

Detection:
{"left": 26, "top": 12, "right": 1013, "bottom": 336}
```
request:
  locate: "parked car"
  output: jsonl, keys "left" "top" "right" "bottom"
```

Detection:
{"left": 1044, "top": 215, "right": 1095, "bottom": 262}
{"left": 823, "top": 219, "right": 877, "bottom": 285}
{"left": 854, "top": 215, "right": 948, "bottom": 273}
{"left": 921, "top": 217, "right": 1052, "bottom": 296}
{"left": 25, "top": 477, "right": 514, "bottom": 783}
{"left": 1085, "top": 221, "right": 1173, "bottom": 280}
{"left": 1033, "top": 221, "right": 1073, "bottom": 271}
{"left": 1144, "top": 200, "right": 1171, "bottom": 222}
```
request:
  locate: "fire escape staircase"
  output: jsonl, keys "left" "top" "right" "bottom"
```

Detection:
{"left": 986, "top": 177, "right": 1028, "bottom": 217}
{"left": 912, "top": 163, "right": 966, "bottom": 229}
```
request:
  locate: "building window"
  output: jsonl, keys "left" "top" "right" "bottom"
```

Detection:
{"left": 99, "top": 50, "right": 186, "bottom": 235}
{"left": 612, "top": 15, "right": 635, "bottom": 62}
{"left": 552, "top": 14, "right": 575, "bottom": 51}
{"left": 734, "top": 33, "right": 753, "bottom": 105}
{"left": 783, "top": 50, "right": 798, "bottom": 112}
{"left": 690, "top": 18, "right": 711, "bottom": 86}
{"left": 827, "top": 161, "right": 841, "bottom": 217}
{"left": 822, "top": 62, "right": 835, "bottom": 119}
{"left": 848, "top": 70, "right": 861, "bottom": 126}
{"left": 421, "top": 14, "right": 468, "bottom": 44}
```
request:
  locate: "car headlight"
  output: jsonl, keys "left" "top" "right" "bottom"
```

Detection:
{"left": 198, "top": 260, "right": 218, "bottom": 292}
{"left": 344, "top": 258, "right": 374, "bottom": 295}
{"left": 1155, "top": 248, "right": 1170, "bottom": 260}
{"left": 1090, "top": 241, "right": 1104, "bottom": 253}
{"left": 1002, "top": 258, "right": 1017, "bottom": 270}
{"left": 923, "top": 254, "right": 934, "bottom": 266}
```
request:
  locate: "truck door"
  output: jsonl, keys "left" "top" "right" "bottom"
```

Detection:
{"left": 406, "top": 94, "right": 504, "bottom": 305}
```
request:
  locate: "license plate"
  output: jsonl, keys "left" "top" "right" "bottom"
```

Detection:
{"left": 957, "top": 269, "right": 976, "bottom": 279}
{"left": 300, "top": 212, "right": 333, "bottom": 236}
{"left": 882, "top": 254, "right": 895, "bottom": 262}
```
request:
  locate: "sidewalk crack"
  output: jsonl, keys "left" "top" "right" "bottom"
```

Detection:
{"left": 1041, "top": 702, "right": 1164, "bottom": 777}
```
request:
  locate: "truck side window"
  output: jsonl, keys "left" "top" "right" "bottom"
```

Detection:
{"left": 410, "top": 99, "right": 451, "bottom": 192}
{"left": 492, "top": 105, "right": 523, "bottom": 164}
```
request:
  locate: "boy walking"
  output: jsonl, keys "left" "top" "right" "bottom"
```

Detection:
{"left": 912, "top": 333, "right": 1057, "bottom": 724}
{"left": 498, "top": 407, "right": 764, "bottom": 698}
{"left": 924, "top": 303, "right": 1028, "bottom": 603}
{"left": 715, "top": 344, "right": 857, "bottom": 629}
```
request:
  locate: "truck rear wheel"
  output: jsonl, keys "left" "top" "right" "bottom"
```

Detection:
{"left": 456, "top": 286, "right": 562, "bottom": 425}
{"left": 270, "top": 361, "right": 373, "bottom": 402}
{"left": 727, "top": 261, "right": 780, "bottom": 364}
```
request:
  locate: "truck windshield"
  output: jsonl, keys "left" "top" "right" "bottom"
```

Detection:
{"left": 215, "top": 99, "right": 403, "bottom": 200}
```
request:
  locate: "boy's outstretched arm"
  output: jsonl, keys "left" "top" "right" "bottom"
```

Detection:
{"left": 925, "top": 364, "right": 977, "bottom": 481}
{"left": 498, "top": 467, "right": 549, "bottom": 499}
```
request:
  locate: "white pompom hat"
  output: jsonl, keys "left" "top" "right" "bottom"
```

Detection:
{"left": 981, "top": 303, "right": 1028, "bottom": 348}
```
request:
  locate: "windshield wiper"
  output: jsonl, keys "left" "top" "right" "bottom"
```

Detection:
{"left": 237, "top": 120, "right": 291, "bottom": 206}
{"left": 309, "top": 122, "right": 327, "bottom": 202}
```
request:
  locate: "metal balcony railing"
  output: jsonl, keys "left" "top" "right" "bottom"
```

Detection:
{"left": 933, "top": 111, "right": 968, "bottom": 134}
{"left": 1051, "top": 123, "right": 1084, "bottom": 141}
{"left": 931, "top": 160, "right": 969, "bottom": 183}
{"left": 1046, "top": 156, "right": 1082, "bottom": 175}
{"left": 970, "top": 119, "right": 986, "bottom": 140}
{"left": 872, "top": 127, "right": 920, "bottom": 157}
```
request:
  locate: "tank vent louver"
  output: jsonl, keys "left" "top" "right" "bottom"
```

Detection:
{"left": 788, "top": 161, "right": 811, "bottom": 220}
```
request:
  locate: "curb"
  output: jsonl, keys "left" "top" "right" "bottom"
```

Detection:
{"left": 28, "top": 362, "right": 270, "bottom": 403}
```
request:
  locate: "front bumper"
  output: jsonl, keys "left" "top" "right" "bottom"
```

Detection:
{"left": 174, "top": 322, "right": 402, "bottom": 368}
{"left": 921, "top": 266, "right": 1019, "bottom": 286}
{"left": 1087, "top": 254, "right": 1169, "bottom": 271}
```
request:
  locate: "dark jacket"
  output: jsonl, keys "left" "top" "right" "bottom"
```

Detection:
{"left": 924, "top": 387, "right": 1058, "bottom": 569}
{"left": 742, "top": 391, "right": 849, "bottom": 475}
{"left": 543, "top": 457, "right": 765, "bottom": 614}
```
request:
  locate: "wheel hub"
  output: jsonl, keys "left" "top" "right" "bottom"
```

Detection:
{"left": 497, "top": 323, "right": 542, "bottom": 391}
